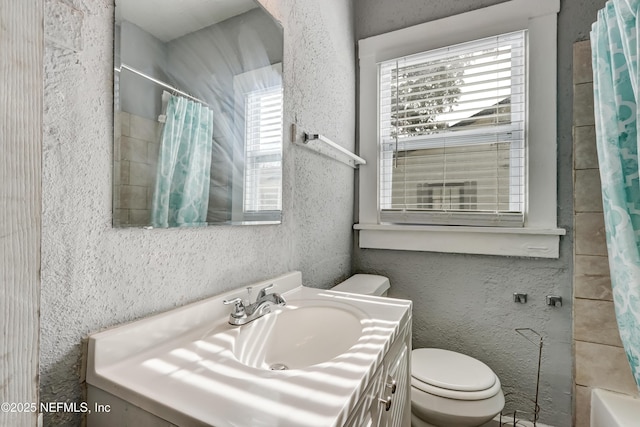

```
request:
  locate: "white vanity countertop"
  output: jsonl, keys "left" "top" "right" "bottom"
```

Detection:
{"left": 87, "top": 272, "right": 412, "bottom": 427}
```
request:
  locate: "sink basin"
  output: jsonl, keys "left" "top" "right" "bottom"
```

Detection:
{"left": 232, "top": 304, "right": 364, "bottom": 370}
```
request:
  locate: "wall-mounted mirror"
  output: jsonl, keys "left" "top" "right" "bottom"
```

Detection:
{"left": 114, "top": 0, "right": 283, "bottom": 227}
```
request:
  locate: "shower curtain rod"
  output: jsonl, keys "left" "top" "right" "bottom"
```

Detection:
{"left": 115, "top": 63, "right": 211, "bottom": 107}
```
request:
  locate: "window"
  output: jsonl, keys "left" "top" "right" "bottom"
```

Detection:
{"left": 379, "top": 31, "right": 525, "bottom": 227}
{"left": 356, "top": 0, "right": 565, "bottom": 258}
{"left": 232, "top": 63, "right": 282, "bottom": 222}
{"left": 244, "top": 86, "right": 283, "bottom": 213}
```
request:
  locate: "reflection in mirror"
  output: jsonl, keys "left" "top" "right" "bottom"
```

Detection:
{"left": 113, "top": 0, "right": 283, "bottom": 227}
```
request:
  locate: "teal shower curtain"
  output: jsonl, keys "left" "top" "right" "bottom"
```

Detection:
{"left": 151, "top": 95, "right": 214, "bottom": 227}
{"left": 591, "top": 0, "right": 640, "bottom": 390}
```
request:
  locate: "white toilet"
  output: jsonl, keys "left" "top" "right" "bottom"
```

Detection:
{"left": 332, "top": 274, "right": 505, "bottom": 427}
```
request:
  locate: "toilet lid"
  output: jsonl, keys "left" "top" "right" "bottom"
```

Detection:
{"left": 411, "top": 348, "right": 497, "bottom": 392}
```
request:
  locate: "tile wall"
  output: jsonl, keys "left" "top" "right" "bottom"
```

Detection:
{"left": 572, "top": 39, "right": 639, "bottom": 427}
{"left": 207, "top": 139, "right": 232, "bottom": 223}
{"left": 113, "top": 111, "right": 161, "bottom": 226}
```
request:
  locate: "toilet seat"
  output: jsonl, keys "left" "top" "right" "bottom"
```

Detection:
{"left": 411, "top": 349, "right": 502, "bottom": 401}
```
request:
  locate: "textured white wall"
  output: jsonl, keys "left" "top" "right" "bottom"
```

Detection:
{"left": 41, "top": 0, "right": 355, "bottom": 425}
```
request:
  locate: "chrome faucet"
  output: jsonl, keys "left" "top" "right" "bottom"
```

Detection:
{"left": 223, "top": 284, "right": 286, "bottom": 326}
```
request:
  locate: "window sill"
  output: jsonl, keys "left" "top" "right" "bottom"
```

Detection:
{"left": 354, "top": 223, "right": 566, "bottom": 258}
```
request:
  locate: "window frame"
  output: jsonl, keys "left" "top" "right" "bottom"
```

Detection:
{"left": 355, "top": 0, "right": 565, "bottom": 258}
{"left": 378, "top": 31, "right": 527, "bottom": 226}
{"left": 231, "top": 63, "right": 283, "bottom": 223}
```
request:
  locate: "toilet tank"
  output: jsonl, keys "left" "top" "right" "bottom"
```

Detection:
{"left": 332, "top": 274, "right": 390, "bottom": 297}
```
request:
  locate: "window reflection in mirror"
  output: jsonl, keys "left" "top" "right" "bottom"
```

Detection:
{"left": 113, "top": 0, "right": 283, "bottom": 227}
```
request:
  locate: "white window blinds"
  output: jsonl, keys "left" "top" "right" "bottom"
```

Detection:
{"left": 379, "top": 30, "right": 526, "bottom": 227}
{"left": 244, "top": 86, "right": 283, "bottom": 212}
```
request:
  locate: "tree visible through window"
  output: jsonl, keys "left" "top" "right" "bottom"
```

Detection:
{"left": 390, "top": 59, "right": 465, "bottom": 137}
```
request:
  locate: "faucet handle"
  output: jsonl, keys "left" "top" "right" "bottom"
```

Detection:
{"left": 257, "top": 283, "right": 274, "bottom": 299}
{"left": 223, "top": 297, "right": 245, "bottom": 318}
{"left": 245, "top": 286, "right": 253, "bottom": 305}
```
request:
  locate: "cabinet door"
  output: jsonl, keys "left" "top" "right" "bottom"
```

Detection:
{"left": 386, "top": 343, "right": 409, "bottom": 427}
{"left": 345, "top": 367, "right": 384, "bottom": 427}
{"left": 346, "top": 324, "right": 412, "bottom": 427}
{"left": 379, "top": 337, "right": 410, "bottom": 427}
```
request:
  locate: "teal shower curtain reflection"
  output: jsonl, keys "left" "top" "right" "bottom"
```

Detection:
{"left": 592, "top": 0, "right": 640, "bottom": 390}
{"left": 151, "top": 95, "right": 214, "bottom": 227}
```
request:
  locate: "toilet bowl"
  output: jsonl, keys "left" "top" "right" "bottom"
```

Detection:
{"left": 410, "top": 348, "right": 504, "bottom": 427}
{"left": 332, "top": 274, "right": 505, "bottom": 427}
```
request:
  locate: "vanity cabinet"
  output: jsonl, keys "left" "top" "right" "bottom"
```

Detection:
{"left": 345, "top": 323, "right": 411, "bottom": 427}
{"left": 86, "top": 272, "right": 413, "bottom": 427}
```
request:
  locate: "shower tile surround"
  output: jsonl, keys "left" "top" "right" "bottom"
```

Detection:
{"left": 572, "top": 40, "right": 639, "bottom": 427}
{"left": 113, "top": 111, "right": 160, "bottom": 226}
